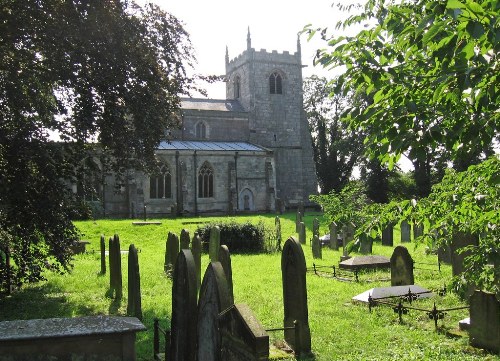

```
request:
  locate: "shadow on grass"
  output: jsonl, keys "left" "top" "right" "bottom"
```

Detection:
{"left": 0, "top": 282, "right": 98, "bottom": 321}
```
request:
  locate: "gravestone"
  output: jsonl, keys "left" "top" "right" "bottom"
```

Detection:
{"left": 329, "top": 221, "right": 338, "bottom": 250}
{"left": 171, "top": 249, "right": 198, "bottom": 361}
{"left": 295, "top": 211, "right": 303, "bottom": 233}
{"left": 382, "top": 224, "right": 394, "bottom": 246}
{"left": 191, "top": 233, "right": 202, "bottom": 292}
{"left": 437, "top": 243, "right": 452, "bottom": 264}
{"left": 109, "top": 234, "right": 122, "bottom": 300}
{"left": 358, "top": 233, "right": 373, "bottom": 254}
{"left": 165, "top": 232, "right": 180, "bottom": 274}
{"left": 469, "top": 290, "right": 500, "bottom": 354}
{"left": 127, "top": 244, "right": 142, "bottom": 320}
{"left": 298, "top": 201, "right": 305, "bottom": 215}
{"left": 311, "top": 235, "right": 322, "bottom": 259}
{"left": 298, "top": 222, "right": 306, "bottom": 245}
{"left": 450, "top": 231, "right": 478, "bottom": 276}
{"left": 281, "top": 237, "right": 311, "bottom": 355}
{"left": 219, "top": 245, "right": 234, "bottom": 304}
{"left": 108, "top": 237, "right": 114, "bottom": 295}
{"left": 180, "top": 229, "right": 190, "bottom": 250}
{"left": 413, "top": 222, "right": 424, "bottom": 239}
{"left": 197, "top": 262, "right": 232, "bottom": 361}
{"left": 341, "top": 226, "right": 349, "bottom": 260}
{"left": 100, "top": 235, "right": 106, "bottom": 274}
{"left": 275, "top": 216, "right": 282, "bottom": 251}
{"left": 390, "top": 246, "right": 414, "bottom": 286}
{"left": 312, "top": 218, "right": 319, "bottom": 238}
{"left": 209, "top": 226, "right": 221, "bottom": 262}
{"left": 219, "top": 303, "right": 269, "bottom": 361}
{"left": 400, "top": 220, "right": 411, "bottom": 243}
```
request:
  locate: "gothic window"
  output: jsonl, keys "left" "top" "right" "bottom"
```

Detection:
{"left": 269, "top": 72, "right": 282, "bottom": 94}
{"left": 195, "top": 121, "right": 207, "bottom": 139}
{"left": 198, "top": 161, "right": 214, "bottom": 198}
{"left": 234, "top": 76, "right": 241, "bottom": 98}
{"left": 150, "top": 164, "right": 172, "bottom": 199}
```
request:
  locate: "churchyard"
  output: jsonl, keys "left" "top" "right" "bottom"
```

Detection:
{"left": 0, "top": 213, "right": 498, "bottom": 360}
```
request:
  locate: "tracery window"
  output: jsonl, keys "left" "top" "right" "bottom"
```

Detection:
{"left": 198, "top": 162, "right": 214, "bottom": 198}
{"left": 195, "top": 121, "right": 207, "bottom": 139}
{"left": 234, "top": 76, "right": 241, "bottom": 98}
{"left": 269, "top": 72, "right": 282, "bottom": 94}
{"left": 150, "top": 164, "right": 172, "bottom": 199}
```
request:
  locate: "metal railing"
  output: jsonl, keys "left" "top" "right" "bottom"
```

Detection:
{"left": 265, "top": 320, "right": 301, "bottom": 356}
{"left": 153, "top": 318, "right": 170, "bottom": 361}
{"left": 307, "top": 263, "right": 390, "bottom": 283}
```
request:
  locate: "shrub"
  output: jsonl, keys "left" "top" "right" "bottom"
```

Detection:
{"left": 196, "top": 221, "right": 269, "bottom": 253}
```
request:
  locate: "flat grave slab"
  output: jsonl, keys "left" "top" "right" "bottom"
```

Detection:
{"left": 132, "top": 221, "right": 162, "bottom": 225}
{"left": 352, "top": 284, "right": 433, "bottom": 303}
{"left": 339, "top": 255, "right": 390, "bottom": 271}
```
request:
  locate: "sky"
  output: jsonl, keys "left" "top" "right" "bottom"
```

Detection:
{"left": 141, "top": 0, "right": 352, "bottom": 99}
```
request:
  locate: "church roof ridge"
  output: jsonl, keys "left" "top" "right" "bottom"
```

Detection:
{"left": 180, "top": 98, "right": 246, "bottom": 112}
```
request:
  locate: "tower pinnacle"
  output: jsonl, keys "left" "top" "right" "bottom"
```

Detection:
{"left": 247, "top": 27, "right": 251, "bottom": 50}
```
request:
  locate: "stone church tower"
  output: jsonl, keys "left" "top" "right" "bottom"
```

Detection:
{"left": 225, "top": 29, "right": 317, "bottom": 207}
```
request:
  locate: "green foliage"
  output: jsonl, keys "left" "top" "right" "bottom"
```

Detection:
{"left": 0, "top": 1, "right": 196, "bottom": 290}
{"left": 196, "top": 221, "right": 270, "bottom": 253}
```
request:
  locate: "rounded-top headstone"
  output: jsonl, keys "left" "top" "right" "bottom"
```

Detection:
{"left": 390, "top": 245, "right": 414, "bottom": 286}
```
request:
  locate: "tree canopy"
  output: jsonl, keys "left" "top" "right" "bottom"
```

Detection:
{"left": 0, "top": 0, "right": 196, "bottom": 291}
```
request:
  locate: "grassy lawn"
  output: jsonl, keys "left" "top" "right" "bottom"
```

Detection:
{"left": 0, "top": 213, "right": 498, "bottom": 360}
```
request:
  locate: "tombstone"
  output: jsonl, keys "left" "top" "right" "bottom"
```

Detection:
{"left": 437, "top": 243, "right": 452, "bottom": 264}
{"left": 180, "top": 229, "right": 190, "bottom": 250}
{"left": 275, "top": 216, "right": 282, "bottom": 251}
{"left": 197, "top": 262, "right": 232, "bottom": 361}
{"left": 170, "top": 249, "right": 198, "bottom": 361}
{"left": 109, "top": 234, "right": 122, "bottom": 300}
{"left": 469, "top": 290, "right": 500, "bottom": 354}
{"left": 219, "top": 303, "right": 270, "bottom": 360}
{"left": 165, "top": 232, "right": 180, "bottom": 274}
{"left": 312, "top": 218, "right": 320, "bottom": 238}
{"left": 298, "top": 222, "right": 306, "bottom": 245}
{"left": 219, "top": 245, "right": 234, "bottom": 304}
{"left": 298, "top": 201, "right": 305, "bottom": 215}
{"left": 413, "top": 222, "right": 424, "bottom": 239}
{"left": 311, "top": 235, "right": 322, "bottom": 259}
{"left": 209, "top": 226, "right": 221, "bottom": 262}
{"left": 329, "top": 221, "right": 338, "bottom": 250}
{"left": 295, "top": 211, "right": 303, "bottom": 233}
{"left": 108, "top": 237, "right": 114, "bottom": 295}
{"left": 390, "top": 246, "right": 414, "bottom": 286}
{"left": 100, "top": 235, "right": 106, "bottom": 274}
{"left": 341, "top": 226, "right": 349, "bottom": 260}
{"left": 400, "top": 220, "right": 411, "bottom": 243}
{"left": 191, "top": 233, "right": 202, "bottom": 292}
{"left": 281, "top": 237, "right": 311, "bottom": 355}
{"left": 358, "top": 233, "right": 373, "bottom": 254}
{"left": 450, "top": 231, "right": 478, "bottom": 276}
{"left": 382, "top": 224, "right": 394, "bottom": 246}
{"left": 127, "top": 244, "right": 142, "bottom": 320}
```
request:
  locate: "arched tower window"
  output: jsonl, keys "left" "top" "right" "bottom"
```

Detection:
{"left": 150, "top": 164, "right": 172, "bottom": 199}
{"left": 269, "top": 72, "right": 282, "bottom": 94}
{"left": 198, "top": 161, "right": 214, "bottom": 198}
{"left": 234, "top": 76, "right": 241, "bottom": 99}
{"left": 195, "top": 121, "right": 207, "bottom": 139}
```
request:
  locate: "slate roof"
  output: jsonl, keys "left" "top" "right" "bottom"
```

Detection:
{"left": 180, "top": 98, "right": 246, "bottom": 112}
{"left": 158, "top": 140, "right": 267, "bottom": 152}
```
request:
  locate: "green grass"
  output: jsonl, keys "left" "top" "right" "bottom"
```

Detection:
{"left": 1, "top": 213, "right": 498, "bottom": 361}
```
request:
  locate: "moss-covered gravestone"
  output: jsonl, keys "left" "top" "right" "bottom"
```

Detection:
{"left": 390, "top": 245, "right": 414, "bottom": 286}
{"left": 359, "top": 233, "right": 373, "bottom": 254}
{"left": 165, "top": 232, "right": 180, "bottom": 274}
{"left": 298, "top": 222, "right": 306, "bottom": 245}
{"left": 400, "top": 220, "right": 411, "bottom": 243}
{"left": 209, "top": 226, "right": 221, "bottom": 262}
{"left": 329, "top": 221, "right": 338, "bottom": 250}
{"left": 295, "top": 211, "right": 302, "bottom": 233}
{"left": 382, "top": 224, "right": 394, "bottom": 246}
{"left": 469, "top": 290, "right": 500, "bottom": 354}
{"left": 312, "top": 235, "right": 322, "bottom": 259}
{"left": 281, "top": 237, "right": 311, "bottom": 356}
{"left": 109, "top": 234, "right": 122, "bottom": 300}
{"left": 127, "top": 244, "right": 142, "bottom": 320}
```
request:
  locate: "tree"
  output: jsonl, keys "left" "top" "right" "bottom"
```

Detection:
{"left": 0, "top": 0, "right": 196, "bottom": 291}
{"left": 360, "top": 158, "right": 390, "bottom": 203}
{"left": 303, "top": 76, "right": 364, "bottom": 194}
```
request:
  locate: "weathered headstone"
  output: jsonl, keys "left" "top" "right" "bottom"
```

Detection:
{"left": 359, "top": 233, "right": 373, "bottom": 254}
{"left": 165, "top": 232, "right": 180, "bottom": 274}
{"left": 312, "top": 218, "right": 319, "bottom": 238}
{"left": 382, "top": 224, "right": 394, "bottom": 246}
{"left": 108, "top": 237, "right": 114, "bottom": 295}
{"left": 171, "top": 249, "right": 198, "bottom": 361}
{"left": 295, "top": 211, "right": 303, "bottom": 233}
{"left": 341, "top": 225, "right": 349, "bottom": 260}
{"left": 275, "top": 216, "right": 282, "bottom": 251}
{"left": 469, "top": 290, "right": 500, "bottom": 354}
{"left": 329, "top": 221, "right": 338, "bottom": 250}
{"left": 197, "top": 262, "right": 232, "bottom": 361}
{"left": 298, "top": 222, "right": 306, "bottom": 245}
{"left": 191, "top": 233, "right": 202, "bottom": 292}
{"left": 108, "top": 234, "right": 123, "bottom": 300}
{"left": 298, "top": 201, "right": 305, "bottom": 216}
{"left": 413, "top": 222, "right": 424, "bottom": 239}
{"left": 219, "top": 245, "right": 234, "bottom": 304}
{"left": 400, "top": 220, "right": 411, "bottom": 243}
{"left": 311, "top": 235, "right": 322, "bottom": 259}
{"left": 209, "top": 226, "right": 221, "bottom": 262}
{"left": 127, "top": 244, "right": 142, "bottom": 320}
{"left": 450, "top": 231, "right": 478, "bottom": 276}
{"left": 219, "top": 303, "right": 270, "bottom": 360}
{"left": 390, "top": 245, "right": 414, "bottom": 286}
{"left": 281, "top": 237, "right": 311, "bottom": 355}
{"left": 437, "top": 243, "right": 452, "bottom": 264}
{"left": 100, "top": 235, "right": 106, "bottom": 274}
{"left": 180, "top": 229, "right": 190, "bottom": 250}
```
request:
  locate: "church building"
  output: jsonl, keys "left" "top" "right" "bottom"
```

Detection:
{"left": 99, "top": 31, "right": 317, "bottom": 217}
